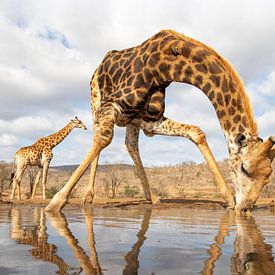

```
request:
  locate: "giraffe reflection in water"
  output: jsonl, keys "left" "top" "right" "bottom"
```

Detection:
{"left": 9, "top": 207, "right": 275, "bottom": 274}
{"left": 10, "top": 207, "right": 77, "bottom": 274}
{"left": 202, "top": 211, "right": 275, "bottom": 275}
{"left": 47, "top": 208, "right": 102, "bottom": 275}
{"left": 9, "top": 207, "right": 151, "bottom": 275}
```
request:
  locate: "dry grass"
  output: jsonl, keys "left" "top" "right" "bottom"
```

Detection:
{"left": 2, "top": 159, "right": 275, "bottom": 203}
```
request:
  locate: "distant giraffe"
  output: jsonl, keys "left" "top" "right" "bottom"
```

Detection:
{"left": 10, "top": 117, "right": 87, "bottom": 200}
{"left": 45, "top": 30, "right": 275, "bottom": 213}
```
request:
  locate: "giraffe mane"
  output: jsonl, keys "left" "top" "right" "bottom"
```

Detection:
{"left": 163, "top": 29, "right": 258, "bottom": 136}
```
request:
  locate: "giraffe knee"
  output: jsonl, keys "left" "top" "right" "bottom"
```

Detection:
{"left": 189, "top": 126, "right": 206, "bottom": 144}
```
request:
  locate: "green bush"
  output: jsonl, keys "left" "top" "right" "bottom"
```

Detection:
{"left": 123, "top": 185, "right": 139, "bottom": 198}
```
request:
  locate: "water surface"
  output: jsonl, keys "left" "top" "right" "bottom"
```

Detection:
{"left": 0, "top": 205, "right": 275, "bottom": 274}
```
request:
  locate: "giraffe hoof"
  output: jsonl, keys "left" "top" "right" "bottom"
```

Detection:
{"left": 150, "top": 195, "right": 160, "bottom": 204}
{"left": 82, "top": 191, "right": 94, "bottom": 205}
{"left": 44, "top": 193, "right": 67, "bottom": 213}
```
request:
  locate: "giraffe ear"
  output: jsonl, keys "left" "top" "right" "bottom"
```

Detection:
{"left": 172, "top": 45, "right": 180, "bottom": 56}
{"left": 235, "top": 133, "right": 247, "bottom": 148}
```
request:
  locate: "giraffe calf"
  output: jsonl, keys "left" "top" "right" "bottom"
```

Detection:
{"left": 10, "top": 117, "right": 87, "bottom": 200}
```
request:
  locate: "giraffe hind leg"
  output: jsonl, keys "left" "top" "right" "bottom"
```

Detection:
{"left": 125, "top": 125, "right": 159, "bottom": 203}
{"left": 145, "top": 117, "right": 235, "bottom": 208}
{"left": 31, "top": 169, "right": 42, "bottom": 199}
{"left": 82, "top": 154, "right": 100, "bottom": 204}
{"left": 11, "top": 164, "right": 27, "bottom": 200}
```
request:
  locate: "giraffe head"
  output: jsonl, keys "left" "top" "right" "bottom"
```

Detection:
{"left": 71, "top": 117, "right": 87, "bottom": 130}
{"left": 229, "top": 135, "right": 275, "bottom": 213}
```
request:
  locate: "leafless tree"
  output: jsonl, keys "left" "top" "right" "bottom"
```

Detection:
{"left": 102, "top": 166, "right": 125, "bottom": 198}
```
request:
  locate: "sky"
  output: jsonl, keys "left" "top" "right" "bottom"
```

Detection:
{"left": 1, "top": 0, "right": 275, "bottom": 167}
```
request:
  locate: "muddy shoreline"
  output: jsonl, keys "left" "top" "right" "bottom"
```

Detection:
{"left": 2, "top": 197, "right": 275, "bottom": 211}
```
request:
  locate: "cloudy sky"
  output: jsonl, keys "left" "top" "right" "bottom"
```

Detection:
{"left": 1, "top": 0, "right": 275, "bottom": 166}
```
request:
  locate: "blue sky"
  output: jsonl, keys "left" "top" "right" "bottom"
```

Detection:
{"left": 1, "top": 0, "right": 275, "bottom": 166}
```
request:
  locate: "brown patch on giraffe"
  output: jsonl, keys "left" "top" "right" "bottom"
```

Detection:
{"left": 119, "top": 58, "right": 126, "bottom": 66}
{"left": 143, "top": 68, "right": 153, "bottom": 82}
{"left": 196, "top": 49, "right": 211, "bottom": 59}
{"left": 148, "top": 52, "right": 161, "bottom": 67}
{"left": 216, "top": 93, "right": 224, "bottom": 105}
{"left": 184, "top": 66, "right": 193, "bottom": 78}
{"left": 134, "top": 57, "right": 143, "bottom": 73}
{"left": 127, "top": 76, "right": 135, "bottom": 86}
{"left": 209, "top": 61, "right": 222, "bottom": 74}
{"left": 222, "top": 76, "right": 229, "bottom": 93}
{"left": 202, "top": 83, "right": 211, "bottom": 94}
{"left": 210, "top": 75, "right": 221, "bottom": 87}
{"left": 229, "top": 78, "right": 236, "bottom": 93}
{"left": 134, "top": 74, "right": 146, "bottom": 89}
{"left": 238, "top": 125, "right": 245, "bottom": 132}
{"left": 123, "top": 87, "right": 132, "bottom": 94}
{"left": 224, "top": 120, "right": 232, "bottom": 131}
{"left": 224, "top": 94, "right": 231, "bottom": 105}
{"left": 159, "top": 63, "right": 171, "bottom": 78}
{"left": 113, "top": 91, "right": 123, "bottom": 98}
{"left": 109, "top": 62, "right": 119, "bottom": 76}
{"left": 194, "top": 75, "right": 203, "bottom": 86}
{"left": 139, "top": 42, "right": 150, "bottom": 55}
{"left": 173, "top": 61, "right": 186, "bottom": 79}
{"left": 102, "top": 129, "right": 112, "bottom": 137}
{"left": 149, "top": 42, "right": 158, "bottom": 53}
{"left": 231, "top": 98, "right": 237, "bottom": 107}
{"left": 233, "top": 115, "right": 241, "bottom": 123}
{"left": 237, "top": 97, "right": 244, "bottom": 112}
{"left": 159, "top": 63, "right": 171, "bottom": 74}
{"left": 208, "top": 90, "right": 215, "bottom": 100}
{"left": 125, "top": 93, "right": 135, "bottom": 105}
{"left": 112, "top": 54, "right": 121, "bottom": 62}
{"left": 182, "top": 45, "right": 192, "bottom": 58}
{"left": 217, "top": 110, "right": 226, "bottom": 119}
{"left": 228, "top": 106, "right": 236, "bottom": 116}
{"left": 113, "top": 68, "right": 123, "bottom": 83}
{"left": 242, "top": 116, "right": 249, "bottom": 127}
{"left": 195, "top": 64, "right": 208, "bottom": 73}
{"left": 192, "top": 53, "right": 204, "bottom": 63}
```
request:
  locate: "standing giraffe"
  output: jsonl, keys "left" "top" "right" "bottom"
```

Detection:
{"left": 45, "top": 29, "right": 275, "bottom": 213}
{"left": 10, "top": 117, "right": 87, "bottom": 200}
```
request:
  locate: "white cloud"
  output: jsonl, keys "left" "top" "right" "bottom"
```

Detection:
{"left": 0, "top": 134, "right": 18, "bottom": 147}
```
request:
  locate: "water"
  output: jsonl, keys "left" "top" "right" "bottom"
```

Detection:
{"left": 0, "top": 205, "right": 275, "bottom": 275}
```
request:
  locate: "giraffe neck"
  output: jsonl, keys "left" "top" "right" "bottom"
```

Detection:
{"left": 153, "top": 31, "right": 258, "bottom": 154}
{"left": 44, "top": 122, "right": 75, "bottom": 149}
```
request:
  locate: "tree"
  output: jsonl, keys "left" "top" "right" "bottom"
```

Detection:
{"left": 102, "top": 166, "right": 125, "bottom": 198}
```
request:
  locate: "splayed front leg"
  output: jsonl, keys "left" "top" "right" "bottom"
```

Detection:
{"left": 143, "top": 117, "right": 236, "bottom": 209}
{"left": 45, "top": 143, "right": 102, "bottom": 213}
{"left": 45, "top": 105, "right": 117, "bottom": 212}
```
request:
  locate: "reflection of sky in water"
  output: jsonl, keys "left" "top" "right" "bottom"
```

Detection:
{"left": 0, "top": 206, "right": 275, "bottom": 274}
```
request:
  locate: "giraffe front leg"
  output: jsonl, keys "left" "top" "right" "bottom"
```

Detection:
{"left": 146, "top": 117, "right": 235, "bottom": 209}
{"left": 42, "top": 163, "right": 50, "bottom": 200}
{"left": 45, "top": 105, "right": 117, "bottom": 213}
{"left": 82, "top": 154, "right": 100, "bottom": 204}
{"left": 125, "top": 125, "right": 159, "bottom": 204}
